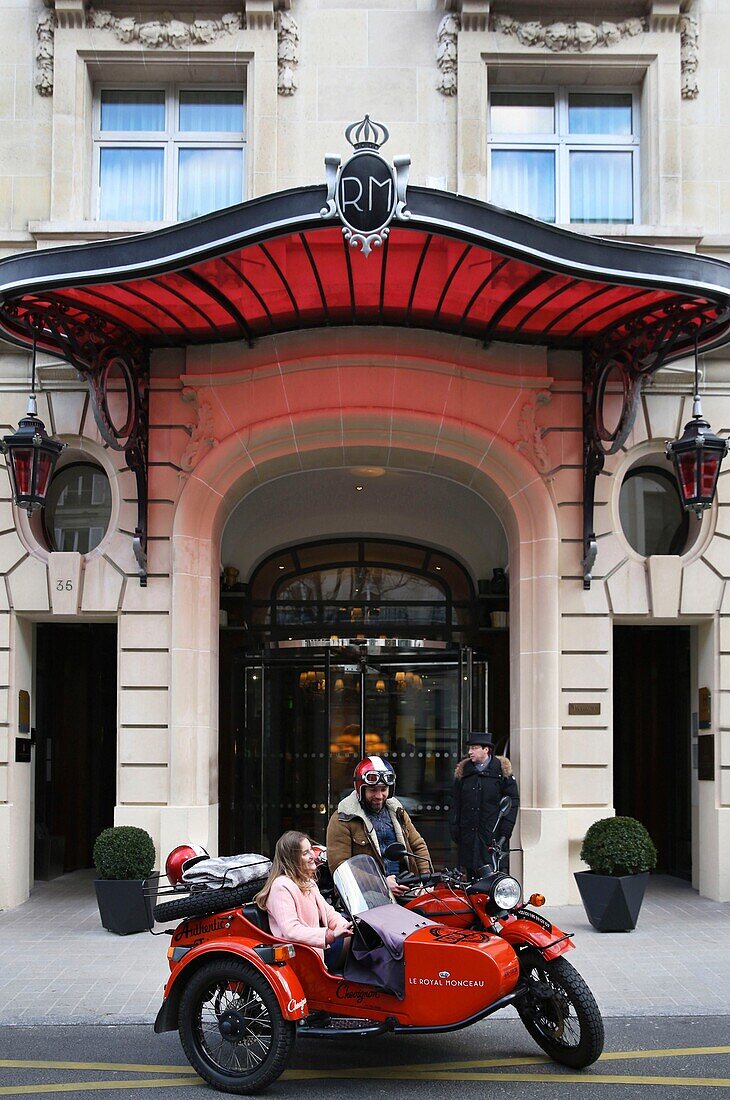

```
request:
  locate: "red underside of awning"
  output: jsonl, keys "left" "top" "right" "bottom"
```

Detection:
{"left": 12, "top": 227, "right": 704, "bottom": 353}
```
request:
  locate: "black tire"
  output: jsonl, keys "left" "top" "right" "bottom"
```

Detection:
{"left": 179, "top": 959, "right": 295, "bottom": 1094}
{"left": 517, "top": 954, "right": 604, "bottom": 1069}
{"left": 154, "top": 879, "right": 267, "bottom": 923}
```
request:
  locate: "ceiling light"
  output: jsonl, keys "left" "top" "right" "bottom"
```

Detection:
{"left": 351, "top": 466, "right": 385, "bottom": 478}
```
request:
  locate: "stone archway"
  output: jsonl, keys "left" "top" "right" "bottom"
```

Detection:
{"left": 165, "top": 403, "right": 566, "bottom": 895}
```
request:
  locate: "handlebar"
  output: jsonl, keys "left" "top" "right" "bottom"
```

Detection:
{"left": 395, "top": 849, "right": 521, "bottom": 891}
{"left": 394, "top": 871, "right": 421, "bottom": 887}
{"left": 396, "top": 868, "right": 465, "bottom": 889}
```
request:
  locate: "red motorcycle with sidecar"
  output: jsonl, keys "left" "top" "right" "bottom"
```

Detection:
{"left": 152, "top": 837, "right": 604, "bottom": 1094}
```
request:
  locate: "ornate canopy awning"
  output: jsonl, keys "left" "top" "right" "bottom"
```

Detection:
{"left": 1, "top": 186, "right": 729, "bottom": 359}
{"left": 1, "top": 176, "right": 730, "bottom": 586}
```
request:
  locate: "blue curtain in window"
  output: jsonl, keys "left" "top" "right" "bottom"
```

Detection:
{"left": 100, "top": 90, "right": 165, "bottom": 132}
{"left": 178, "top": 148, "right": 244, "bottom": 220}
{"left": 99, "top": 148, "right": 164, "bottom": 220}
{"left": 491, "top": 150, "right": 555, "bottom": 222}
{"left": 570, "top": 151, "right": 633, "bottom": 223}
{"left": 568, "top": 95, "right": 632, "bottom": 136}
{"left": 179, "top": 91, "right": 244, "bottom": 133}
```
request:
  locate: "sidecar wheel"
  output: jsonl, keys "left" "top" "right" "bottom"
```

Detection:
{"left": 517, "top": 955, "right": 604, "bottom": 1069}
{"left": 179, "top": 959, "right": 295, "bottom": 1094}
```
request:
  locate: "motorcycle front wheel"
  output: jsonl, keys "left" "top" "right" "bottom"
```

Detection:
{"left": 178, "top": 959, "right": 296, "bottom": 1094}
{"left": 517, "top": 954, "right": 604, "bottom": 1069}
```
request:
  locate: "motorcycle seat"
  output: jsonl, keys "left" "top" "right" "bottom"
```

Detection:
{"left": 242, "top": 903, "right": 271, "bottom": 935}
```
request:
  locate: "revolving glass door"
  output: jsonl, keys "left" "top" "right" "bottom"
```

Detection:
{"left": 232, "top": 647, "right": 486, "bottom": 864}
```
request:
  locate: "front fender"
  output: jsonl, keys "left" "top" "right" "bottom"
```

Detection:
{"left": 498, "top": 913, "right": 575, "bottom": 962}
{"left": 154, "top": 941, "right": 308, "bottom": 1033}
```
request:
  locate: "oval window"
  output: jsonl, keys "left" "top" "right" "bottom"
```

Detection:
{"left": 43, "top": 463, "right": 112, "bottom": 554}
{"left": 619, "top": 466, "right": 690, "bottom": 557}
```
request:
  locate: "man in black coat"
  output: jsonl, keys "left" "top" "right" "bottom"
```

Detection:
{"left": 449, "top": 731, "right": 519, "bottom": 874}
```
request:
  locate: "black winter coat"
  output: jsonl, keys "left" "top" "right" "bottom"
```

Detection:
{"left": 449, "top": 754, "right": 519, "bottom": 871}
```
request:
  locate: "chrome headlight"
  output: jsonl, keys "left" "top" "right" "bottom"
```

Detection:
{"left": 492, "top": 875, "right": 522, "bottom": 910}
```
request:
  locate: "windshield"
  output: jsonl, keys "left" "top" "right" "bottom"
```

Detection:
{"left": 333, "top": 855, "right": 394, "bottom": 915}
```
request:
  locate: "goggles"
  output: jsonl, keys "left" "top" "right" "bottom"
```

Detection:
{"left": 361, "top": 769, "right": 395, "bottom": 787}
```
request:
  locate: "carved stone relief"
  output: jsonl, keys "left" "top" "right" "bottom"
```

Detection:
{"left": 180, "top": 388, "right": 217, "bottom": 475}
{"left": 679, "top": 12, "right": 699, "bottom": 100}
{"left": 436, "top": 14, "right": 460, "bottom": 96}
{"left": 35, "top": 12, "right": 56, "bottom": 97}
{"left": 36, "top": 5, "right": 297, "bottom": 97}
{"left": 437, "top": 12, "right": 700, "bottom": 103}
{"left": 489, "top": 15, "right": 646, "bottom": 52}
{"left": 87, "top": 9, "right": 244, "bottom": 47}
{"left": 515, "top": 390, "right": 552, "bottom": 477}
{"left": 277, "top": 12, "right": 299, "bottom": 96}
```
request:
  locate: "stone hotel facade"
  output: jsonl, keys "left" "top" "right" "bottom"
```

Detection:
{"left": 0, "top": 0, "right": 729, "bottom": 909}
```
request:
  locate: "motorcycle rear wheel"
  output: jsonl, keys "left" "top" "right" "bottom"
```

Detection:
{"left": 517, "top": 954, "right": 604, "bottom": 1069}
{"left": 178, "top": 959, "right": 296, "bottom": 1094}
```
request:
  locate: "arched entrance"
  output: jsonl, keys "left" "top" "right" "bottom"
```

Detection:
{"left": 168, "top": 397, "right": 562, "bottom": 894}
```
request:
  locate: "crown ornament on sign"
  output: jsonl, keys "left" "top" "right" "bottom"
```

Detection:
{"left": 344, "top": 115, "right": 390, "bottom": 152}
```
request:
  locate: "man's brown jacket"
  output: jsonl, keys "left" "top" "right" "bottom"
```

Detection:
{"left": 326, "top": 791, "right": 431, "bottom": 875}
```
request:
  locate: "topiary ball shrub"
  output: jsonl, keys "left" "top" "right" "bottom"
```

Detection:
{"left": 93, "top": 826, "right": 156, "bottom": 880}
{"left": 580, "top": 816, "right": 657, "bottom": 877}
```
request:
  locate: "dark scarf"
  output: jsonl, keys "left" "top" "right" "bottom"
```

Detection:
{"left": 366, "top": 804, "right": 399, "bottom": 875}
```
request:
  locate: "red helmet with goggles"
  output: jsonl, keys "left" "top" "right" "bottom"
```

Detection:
{"left": 353, "top": 756, "right": 396, "bottom": 803}
{"left": 165, "top": 844, "right": 209, "bottom": 887}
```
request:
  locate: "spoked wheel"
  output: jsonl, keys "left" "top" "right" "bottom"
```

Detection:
{"left": 517, "top": 954, "right": 604, "bottom": 1068}
{"left": 179, "top": 960, "right": 296, "bottom": 1094}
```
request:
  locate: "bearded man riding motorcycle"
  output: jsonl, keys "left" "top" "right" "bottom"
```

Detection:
{"left": 326, "top": 757, "right": 431, "bottom": 896}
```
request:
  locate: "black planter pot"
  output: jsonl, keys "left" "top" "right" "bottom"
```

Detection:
{"left": 574, "top": 870, "right": 649, "bottom": 932}
{"left": 94, "top": 874, "right": 159, "bottom": 935}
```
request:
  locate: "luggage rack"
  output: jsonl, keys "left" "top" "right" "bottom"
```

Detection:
{"left": 143, "top": 877, "right": 192, "bottom": 900}
{"left": 142, "top": 854, "right": 272, "bottom": 899}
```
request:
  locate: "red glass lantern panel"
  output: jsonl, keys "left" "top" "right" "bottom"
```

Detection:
{"left": 35, "top": 450, "right": 53, "bottom": 499}
{"left": 676, "top": 451, "right": 697, "bottom": 504}
{"left": 700, "top": 452, "right": 721, "bottom": 499}
{"left": 11, "top": 448, "right": 34, "bottom": 497}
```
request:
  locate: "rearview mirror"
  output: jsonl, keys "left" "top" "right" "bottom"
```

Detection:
{"left": 383, "top": 842, "right": 408, "bottom": 861}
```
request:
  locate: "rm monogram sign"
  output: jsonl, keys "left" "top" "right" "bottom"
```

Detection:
{"left": 321, "top": 116, "right": 410, "bottom": 256}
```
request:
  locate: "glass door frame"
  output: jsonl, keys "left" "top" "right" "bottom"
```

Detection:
{"left": 232, "top": 643, "right": 485, "bottom": 856}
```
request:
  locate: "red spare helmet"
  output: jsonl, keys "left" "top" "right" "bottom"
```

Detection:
{"left": 353, "top": 756, "right": 396, "bottom": 804}
{"left": 165, "top": 844, "right": 208, "bottom": 886}
{"left": 311, "top": 843, "right": 328, "bottom": 866}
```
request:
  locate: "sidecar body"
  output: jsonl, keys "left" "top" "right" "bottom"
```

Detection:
{"left": 155, "top": 881, "right": 522, "bottom": 1037}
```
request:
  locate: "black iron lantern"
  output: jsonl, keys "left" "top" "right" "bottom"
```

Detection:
{"left": 666, "top": 340, "right": 729, "bottom": 518}
{"left": 1, "top": 334, "right": 65, "bottom": 513}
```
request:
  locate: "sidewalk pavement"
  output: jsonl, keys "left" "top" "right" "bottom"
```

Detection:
{"left": 0, "top": 871, "right": 728, "bottom": 1025}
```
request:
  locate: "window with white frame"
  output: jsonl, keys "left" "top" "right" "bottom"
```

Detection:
{"left": 488, "top": 89, "right": 639, "bottom": 225}
{"left": 94, "top": 86, "right": 246, "bottom": 222}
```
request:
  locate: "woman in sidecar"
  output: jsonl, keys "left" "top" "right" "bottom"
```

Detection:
{"left": 253, "top": 830, "right": 352, "bottom": 972}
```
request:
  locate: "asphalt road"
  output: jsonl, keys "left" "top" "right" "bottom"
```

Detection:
{"left": 0, "top": 1016, "right": 728, "bottom": 1098}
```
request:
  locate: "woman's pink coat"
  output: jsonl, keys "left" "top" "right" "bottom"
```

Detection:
{"left": 266, "top": 875, "right": 350, "bottom": 957}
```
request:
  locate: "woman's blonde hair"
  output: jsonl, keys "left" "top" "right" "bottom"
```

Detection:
{"left": 254, "top": 830, "right": 314, "bottom": 909}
